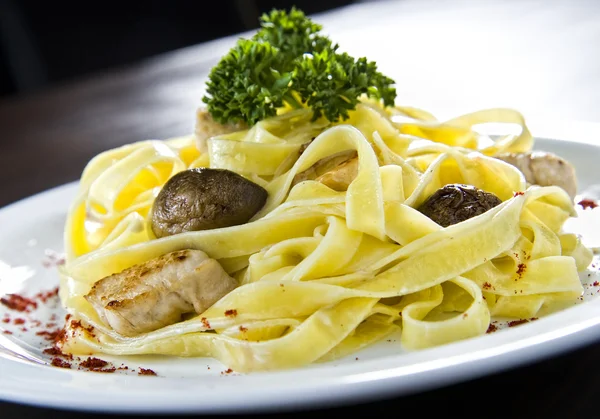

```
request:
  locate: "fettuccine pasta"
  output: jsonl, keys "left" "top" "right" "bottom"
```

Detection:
{"left": 59, "top": 100, "right": 593, "bottom": 372}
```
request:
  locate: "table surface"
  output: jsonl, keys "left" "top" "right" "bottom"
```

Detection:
{"left": 1, "top": 0, "right": 600, "bottom": 417}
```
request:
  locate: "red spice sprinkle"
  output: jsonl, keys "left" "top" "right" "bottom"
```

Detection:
{"left": 462, "top": 313, "right": 468, "bottom": 318}
{"left": 31, "top": 320, "right": 42, "bottom": 327}
{"left": 516, "top": 263, "right": 526, "bottom": 277}
{"left": 37, "top": 328, "right": 64, "bottom": 341}
{"left": 51, "top": 358, "right": 71, "bottom": 369}
{"left": 594, "top": 281, "right": 600, "bottom": 287}
{"left": 578, "top": 199, "right": 598, "bottom": 210}
{"left": 80, "top": 357, "right": 108, "bottom": 370}
{"left": 482, "top": 282, "right": 492, "bottom": 290}
{"left": 221, "top": 368, "right": 233, "bottom": 375}
{"left": 20, "top": 327, "right": 28, "bottom": 332}
{"left": 138, "top": 368, "right": 157, "bottom": 376}
{"left": 41, "top": 251, "right": 66, "bottom": 268}
{"left": 3, "top": 330, "right": 12, "bottom": 335}
{"left": 201, "top": 317, "right": 211, "bottom": 329}
{"left": 45, "top": 322, "right": 56, "bottom": 328}
{"left": 224, "top": 309, "right": 238, "bottom": 317}
{"left": 508, "top": 319, "right": 529, "bottom": 327}
{"left": 13, "top": 318, "right": 25, "bottom": 325}
{"left": 53, "top": 328, "right": 67, "bottom": 346}
{"left": 239, "top": 325, "right": 248, "bottom": 332}
{"left": 43, "top": 347, "right": 63, "bottom": 356}
{"left": 1, "top": 318, "right": 9, "bottom": 324}
{"left": 486, "top": 324, "right": 498, "bottom": 334}
{"left": 70, "top": 320, "right": 95, "bottom": 336}
{"left": 0, "top": 294, "right": 37, "bottom": 312}
{"left": 34, "top": 287, "right": 59, "bottom": 304}
{"left": 514, "top": 191, "right": 525, "bottom": 196}
{"left": 77, "top": 357, "right": 117, "bottom": 373}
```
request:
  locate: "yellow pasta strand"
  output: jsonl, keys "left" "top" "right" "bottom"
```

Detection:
{"left": 59, "top": 100, "right": 592, "bottom": 372}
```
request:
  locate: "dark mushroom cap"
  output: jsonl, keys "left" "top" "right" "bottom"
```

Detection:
{"left": 416, "top": 184, "right": 502, "bottom": 227}
{"left": 151, "top": 168, "right": 268, "bottom": 238}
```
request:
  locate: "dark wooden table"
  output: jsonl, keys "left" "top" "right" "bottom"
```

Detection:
{"left": 1, "top": 0, "right": 600, "bottom": 417}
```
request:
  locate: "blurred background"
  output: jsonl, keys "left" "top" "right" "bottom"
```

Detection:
{"left": 2, "top": 0, "right": 600, "bottom": 123}
{"left": 0, "top": 0, "right": 358, "bottom": 98}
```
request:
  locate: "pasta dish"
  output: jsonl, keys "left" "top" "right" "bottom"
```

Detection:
{"left": 56, "top": 8, "right": 593, "bottom": 373}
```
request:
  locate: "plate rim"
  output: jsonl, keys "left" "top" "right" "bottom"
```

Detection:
{"left": 3, "top": 302, "right": 600, "bottom": 414}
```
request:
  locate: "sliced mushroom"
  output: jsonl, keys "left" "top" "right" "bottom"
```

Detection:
{"left": 151, "top": 168, "right": 268, "bottom": 238}
{"left": 495, "top": 151, "right": 577, "bottom": 199}
{"left": 85, "top": 249, "right": 238, "bottom": 336}
{"left": 417, "top": 184, "right": 502, "bottom": 227}
{"left": 195, "top": 108, "right": 247, "bottom": 153}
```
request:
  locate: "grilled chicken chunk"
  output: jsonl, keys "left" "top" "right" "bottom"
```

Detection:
{"left": 194, "top": 108, "right": 247, "bottom": 153}
{"left": 314, "top": 157, "right": 358, "bottom": 191}
{"left": 495, "top": 151, "right": 578, "bottom": 199}
{"left": 85, "top": 249, "right": 238, "bottom": 336}
{"left": 292, "top": 150, "right": 358, "bottom": 191}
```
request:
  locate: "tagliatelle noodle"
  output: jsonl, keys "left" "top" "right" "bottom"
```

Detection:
{"left": 59, "top": 101, "right": 593, "bottom": 372}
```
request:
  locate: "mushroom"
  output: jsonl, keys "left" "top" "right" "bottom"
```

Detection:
{"left": 151, "top": 168, "right": 268, "bottom": 238}
{"left": 416, "top": 184, "right": 502, "bottom": 227}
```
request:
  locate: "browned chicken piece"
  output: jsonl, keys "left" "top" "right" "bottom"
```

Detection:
{"left": 495, "top": 151, "right": 578, "bottom": 199}
{"left": 85, "top": 249, "right": 238, "bottom": 337}
{"left": 194, "top": 108, "right": 247, "bottom": 153}
{"left": 314, "top": 157, "right": 359, "bottom": 191}
{"left": 292, "top": 150, "right": 358, "bottom": 191}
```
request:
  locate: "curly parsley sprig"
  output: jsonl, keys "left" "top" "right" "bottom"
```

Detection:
{"left": 202, "top": 7, "right": 396, "bottom": 126}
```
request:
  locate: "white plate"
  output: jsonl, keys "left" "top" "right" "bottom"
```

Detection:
{"left": 1, "top": 121, "right": 600, "bottom": 414}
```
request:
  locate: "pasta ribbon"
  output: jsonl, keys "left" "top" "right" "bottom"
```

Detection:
{"left": 60, "top": 100, "right": 592, "bottom": 372}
